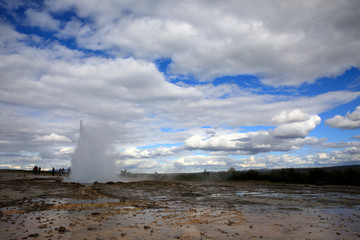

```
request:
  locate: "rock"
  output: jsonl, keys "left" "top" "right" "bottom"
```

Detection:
{"left": 28, "top": 233, "right": 39, "bottom": 238}
{"left": 38, "top": 224, "right": 47, "bottom": 228}
{"left": 227, "top": 221, "right": 234, "bottom": 226}
{"left": 58, "top": 226, "right": 67, "bottom": 233}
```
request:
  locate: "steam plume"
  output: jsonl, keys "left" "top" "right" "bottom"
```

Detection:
{"left": 70, "top": 120, "right": 117, "bottom": 183}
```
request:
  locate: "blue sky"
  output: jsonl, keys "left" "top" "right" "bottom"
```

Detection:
{"left": 1, "top": 0, "right": 360, "bottom": 173}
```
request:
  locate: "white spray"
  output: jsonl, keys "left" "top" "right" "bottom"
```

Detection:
{"left": 70, "top": 120, "right": 117, "bottom": 183}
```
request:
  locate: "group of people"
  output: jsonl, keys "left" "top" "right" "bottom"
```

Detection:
{"left": 52, "top": 167, "right": 70, "bottom": 176}
{"left": 54, "top": 167, "right": 70, "bottom": 176}
{"left": 32, "top": 166, "right": 70, "bottom": 176}
{"left": 32, "top": 166, "right": 41, "bottom": 175}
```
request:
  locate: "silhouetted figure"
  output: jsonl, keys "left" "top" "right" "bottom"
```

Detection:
{"left": 52, "top": 167, "right": 55, "bottom": 176}
{"left": 58, "top": 168, "right": 65, "bottom": 176}
{"left": 38, "top": 167, "right": 41, "bottom": 175}
{"left": 33, "top": 166, "right": 38, "bottom": 175}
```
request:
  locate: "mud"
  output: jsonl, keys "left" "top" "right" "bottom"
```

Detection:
{"left": 0, "top": 171, "right": 359, "bottom": 239}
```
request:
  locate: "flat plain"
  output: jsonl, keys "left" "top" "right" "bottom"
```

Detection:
{"left": 0, "top": 170, "right": 359, "bottom": 239}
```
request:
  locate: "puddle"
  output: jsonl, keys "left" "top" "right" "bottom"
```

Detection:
{"left": 236, "top": 189, "right": 298, "bottom": 199}
{"left": 236, "top": 188, "right": 360, "bottom": 202}
{"left": 149, "top": 195, "right": 168, "bottom": 200}
{"left": 28, "top": 197, "right": 120, "bottom": 205}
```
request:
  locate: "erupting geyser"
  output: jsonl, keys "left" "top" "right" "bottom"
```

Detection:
{"left": 70, "top": 120, "right": 117, "bottom": 183}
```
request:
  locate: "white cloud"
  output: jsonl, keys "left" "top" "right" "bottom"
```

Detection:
{"left": 271, "top": 114, "right": 321, "bottom": 138}
{"left": 56, "top": 18, "right": 83, "bottom": 39}
{"left": 175, "top": 155, "right": 227, "bottom": 166}
{"left": 0, "top": 24, "right": 27, "bottom": 53}
{"left": 34, "top": 133, "right": 71, "bottom": 142}
{"left": 272, "top": 109, "right": 310, "bottom": 124}
{"left": 119, "top": 158, "right": 163, "bottom": 172}
{"left": 0, "top": 25, "right": 359, "bottom": 132}
{"left": 44, "top": 0, "right": 360, "bottom": 86}
{"left": 185, "top": 134, "right": 239, "bottom": 151}
{"left": 325, "top": 106, "right": 360, "bottom": 129}
{"left": 25, "top": 9, "right": 61, "bottom": 31}
{"left": 185, "top": 110, "right": 322, "bottom": 154}
{"left": 121, "top": 146, "right": 176, "bottom": 159}
{"left": 56, "top": 146, "right": 75, "bottom": 155}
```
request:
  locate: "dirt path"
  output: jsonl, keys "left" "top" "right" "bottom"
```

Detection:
{"left": 1, "top": 171, "right": 359, "bottom": 239}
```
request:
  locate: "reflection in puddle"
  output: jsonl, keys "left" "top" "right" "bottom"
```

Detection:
{"left": 149, "top": 195, "right": 168, "bottom": 200}
{"left": 27, "top": 197, "right": 120, "bottom": 206}
{"left": 236, "top": 188, "right": 359, "bottom": 202}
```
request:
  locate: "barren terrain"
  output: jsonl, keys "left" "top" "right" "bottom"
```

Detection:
{"left": 1, "top": 170, "right": 359, "bottom": 239}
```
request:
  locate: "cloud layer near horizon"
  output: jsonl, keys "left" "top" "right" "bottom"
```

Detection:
{"left": 0, "top": 0, "right": 360, "bottom": 172}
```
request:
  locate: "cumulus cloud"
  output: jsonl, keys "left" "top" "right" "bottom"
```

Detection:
{"left": 325, "top": 106, "right": 360, "bottom": 129}
{"left": 270, "top": 109, "right": 321, "bottom": 138}
{"left": 271, "top": 115, "right": 321, "bottom": 138}
{"left": 40, "top": 0, "right": 360, "bottom": 86}
{"left": 185, "top": 110, "right": 322, "bottom": 154}
{"left": 272, "top": 109, "right": 310, "bottom": 124}
{"left": 33, "top": 133, "right": 71, "bottom": 142}
{"left": 1, "top": 25, "right": 356, "bottom": 134}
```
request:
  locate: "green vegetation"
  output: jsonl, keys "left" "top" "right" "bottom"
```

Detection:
{"left": 225, "top": 166, "right": 360, "bottom": 185}
{"left": 120, "top": 165, "right": 360, "bottom": 185}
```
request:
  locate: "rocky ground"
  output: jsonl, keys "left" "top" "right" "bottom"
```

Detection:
{"left": 0, "top": 170, "right": 359, "bottom": 239}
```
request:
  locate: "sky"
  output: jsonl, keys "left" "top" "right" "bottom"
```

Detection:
{"left": 1, "top": 0, "right": 360, "bottom": 173}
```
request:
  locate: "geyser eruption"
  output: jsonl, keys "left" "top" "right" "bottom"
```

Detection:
{"left": 70, "top": 120, "right": 117, "bottom": 183}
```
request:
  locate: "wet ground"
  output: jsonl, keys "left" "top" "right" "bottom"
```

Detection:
{"left": 0, "top": 171, "right": 359, "bottom": 239}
